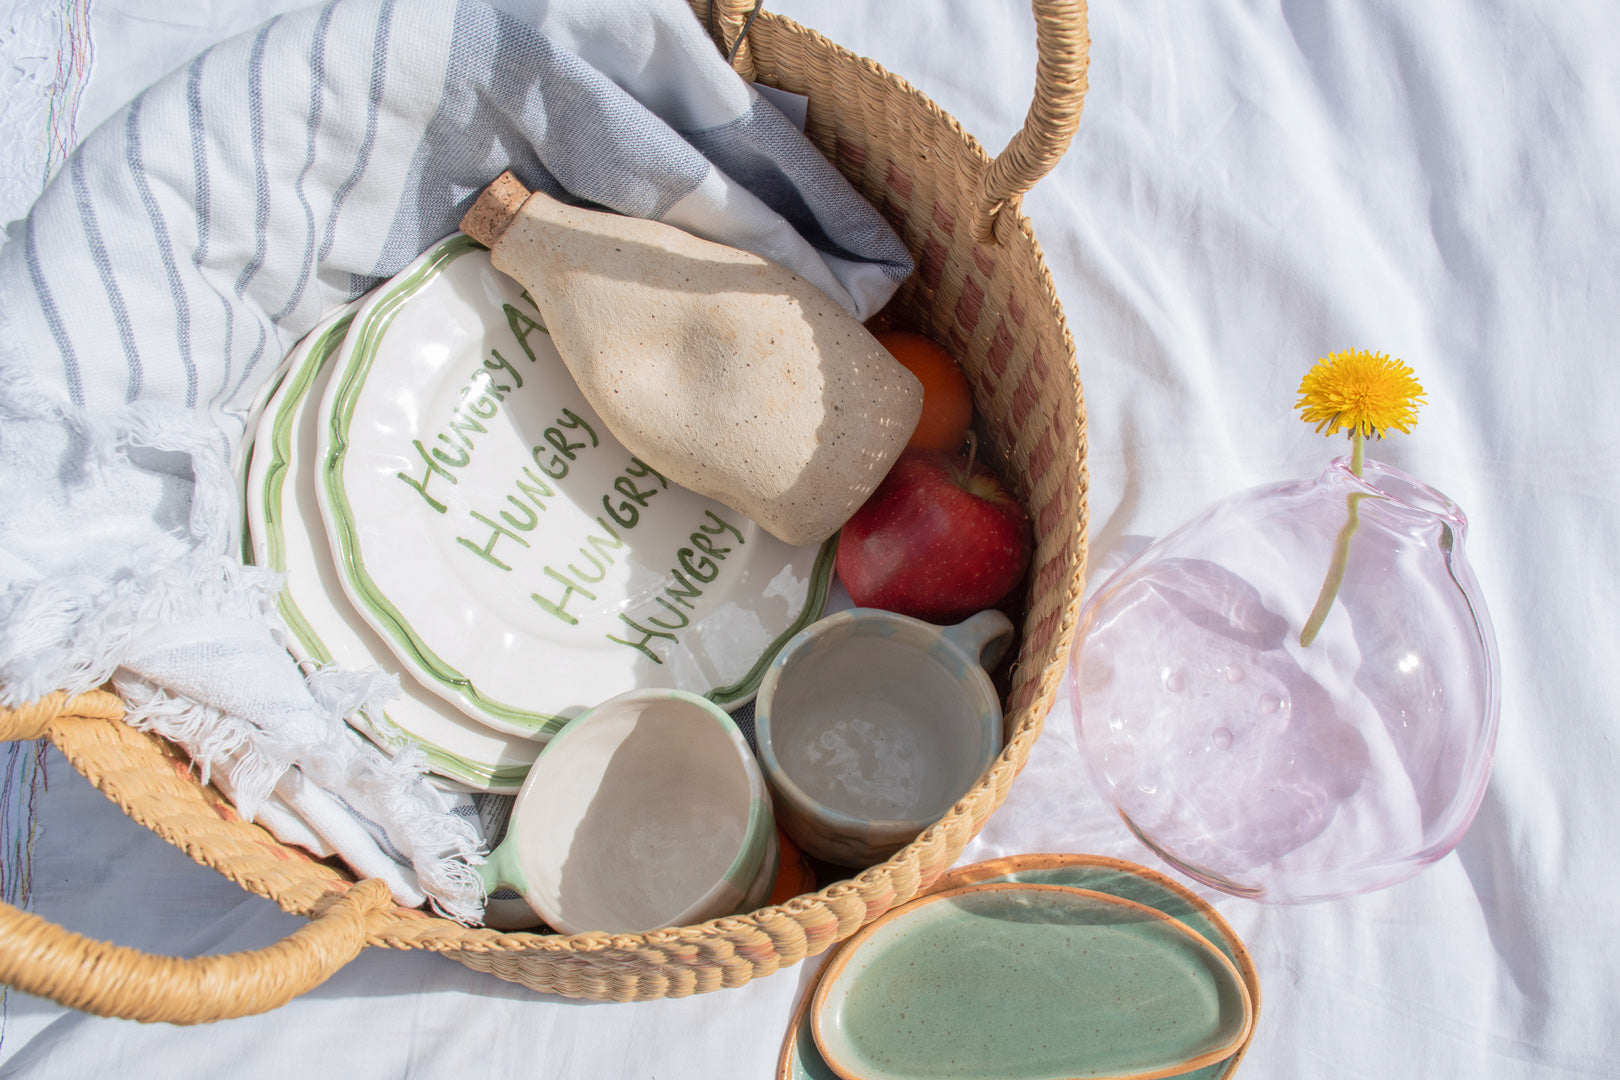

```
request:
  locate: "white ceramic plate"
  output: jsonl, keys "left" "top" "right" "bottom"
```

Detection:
{"left": 246, "top": 302, "right": 541, "bottom": 793}
{"left": 314, "top": 234, "right": 835, "bottom": 738}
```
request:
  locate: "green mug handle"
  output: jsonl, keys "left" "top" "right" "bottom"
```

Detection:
{"left": 942, "top": 609, "right": 1016, "bottom": 673}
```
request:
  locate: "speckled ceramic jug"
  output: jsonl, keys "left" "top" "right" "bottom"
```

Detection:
{"left": 461, "top": 172, "right": 922, "bottom": 546}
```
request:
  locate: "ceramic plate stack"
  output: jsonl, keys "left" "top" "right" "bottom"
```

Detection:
{"left": 243, "top": 233, "right": 836, "bottom": 794}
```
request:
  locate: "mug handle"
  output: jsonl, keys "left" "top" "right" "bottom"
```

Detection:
{"left": 942, "top": 610, "right": 1016, "bottom": 673}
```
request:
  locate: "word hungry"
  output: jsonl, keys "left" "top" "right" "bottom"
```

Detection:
{"left": 391, "top": 298, "right": 748, "bottom": 664}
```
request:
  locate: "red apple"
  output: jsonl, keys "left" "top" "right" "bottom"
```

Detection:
{"left": 835, "top": 444, "right": 1033, "bottom": 624}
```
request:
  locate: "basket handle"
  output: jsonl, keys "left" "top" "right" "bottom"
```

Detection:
{"left": 979, "top": 0, "right": 1090, "bottom": 241}
{"left": 0, "top": 692, "right": 392, "bottom": 1024}
{"left": 707, "top": 0, "right": 1091, "bottom": 242}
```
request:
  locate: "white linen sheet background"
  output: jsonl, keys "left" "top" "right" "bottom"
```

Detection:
{"left": 1, "top": 0, "right": 1615, "bottom": 1076}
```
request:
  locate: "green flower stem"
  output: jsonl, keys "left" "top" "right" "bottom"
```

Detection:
{"left": 1299, "top": 430, "right": 1366, "bottom": 647}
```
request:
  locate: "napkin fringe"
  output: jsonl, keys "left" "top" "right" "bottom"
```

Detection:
{"left": 0, "top": 352, "right": 254, "bottom": 708}
{"left": 0, "top": 572, "right": 146, "bottom": 707}
{"left": 114, "top": 660, "right": 488, "bottom": 923}
{"left": 115, "top": 674, "right": 280, "bottom": 810}
{"left": 299, "top": 731, "right": 488, "bottom": 924}
{"left": 0, "top": 550, "right": 285, "bottom": 707}
{"left": 306, "top": 662, "right": 407, "bottom": 751}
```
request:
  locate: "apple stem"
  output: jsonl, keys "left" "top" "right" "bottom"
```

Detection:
{"left": 963, "top": 429, "right": 979, "bottom": 474}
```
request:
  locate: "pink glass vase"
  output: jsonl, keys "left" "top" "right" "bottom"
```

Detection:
{"left": 1070, "top": 458, "right": 1500, "bottom": 903}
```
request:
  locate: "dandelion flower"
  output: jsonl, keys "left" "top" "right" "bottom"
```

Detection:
{"left": 1295, "top": 349, "right": 1425, "bottom": 646}
{"left": 1296, "top": 350, "right": 1425, "bottom": 439}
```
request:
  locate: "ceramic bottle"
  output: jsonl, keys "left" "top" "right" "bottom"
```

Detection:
{"left": 460, "top": 172, "right": 922, "bottom": 546}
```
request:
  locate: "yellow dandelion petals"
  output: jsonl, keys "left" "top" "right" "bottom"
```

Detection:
{"left": 1296, "top": 349, "right": 1425, "bottom": 439}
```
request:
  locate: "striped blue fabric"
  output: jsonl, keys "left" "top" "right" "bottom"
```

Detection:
{"left": 0, "top": 0, "right": 913, "bottom": 917}
{"left": 1, "top": 0, "right": 910, "bottom": 445}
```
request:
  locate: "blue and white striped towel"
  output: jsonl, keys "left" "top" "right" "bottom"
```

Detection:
{"left": 0, "top": 0, "right": 912, "bottom": 921}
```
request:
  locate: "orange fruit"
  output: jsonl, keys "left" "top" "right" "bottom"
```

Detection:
{"left": 875, "top": 330, "right": 974, "bottom": 453}
{"left": 768, "top": 827, "right": 818, "bottom": 905}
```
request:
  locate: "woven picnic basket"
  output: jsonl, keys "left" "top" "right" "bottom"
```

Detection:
{"left": 0, "top": 0, "right": 1091, "bottom": 1021}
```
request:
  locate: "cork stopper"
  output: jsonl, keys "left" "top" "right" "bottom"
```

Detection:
{"left": 460, "top": 170, "right": 531, "bottom": 247}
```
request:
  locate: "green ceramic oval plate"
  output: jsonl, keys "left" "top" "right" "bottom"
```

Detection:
{"left": 779, "top": 854, "right": 1260, "bottom": 1080}
{"left": 806, "top": 879, "right": 1254, "bottom": 1080}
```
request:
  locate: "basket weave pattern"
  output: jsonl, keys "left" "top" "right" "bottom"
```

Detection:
{"left": 0, "top": 0, "right": 1090, "bottom": 1016}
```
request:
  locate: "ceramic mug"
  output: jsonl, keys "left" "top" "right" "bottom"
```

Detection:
{"left": 754, "top": 608, "right": 1013, "bottom": 867}
{"left": 478, "top": 688, "right": 775, "bottom": 934}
